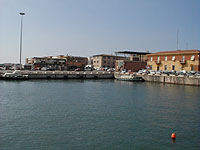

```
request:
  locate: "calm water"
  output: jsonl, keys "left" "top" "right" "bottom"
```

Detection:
{"left": 0, "top": 80, "right": 200, "bottom": 150}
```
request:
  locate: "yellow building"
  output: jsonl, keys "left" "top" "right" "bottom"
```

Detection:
{"left": 147, "top": 50, "right": 200, "bottom": 71}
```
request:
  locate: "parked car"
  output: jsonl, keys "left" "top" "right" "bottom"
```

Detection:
{"left": 195, "top": 72, "right": 200, "bottom": 76}
{"left": 75, "top": 68, "right": 81, "bottom": 71}
{"left": 149, "top": 71, "right": 156, "bottom": 75}
{"left": 176, "top": 71, "right": 186, "bottom": 76}
{"left": 85, "top": 65, "right": 93, "bottom": 71}
{"left": 137, "top": 70, "right": 143, "bottom": 74}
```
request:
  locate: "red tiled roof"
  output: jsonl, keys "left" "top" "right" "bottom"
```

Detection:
{"left": 148, "top": 50, "right": 200, "bottom": 56}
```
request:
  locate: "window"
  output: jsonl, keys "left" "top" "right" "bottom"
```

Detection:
{"left": 103, "top": 61, "right": 106, "bottom": 64}
{"left": 93, "top": 61, "right": 96, "bottom": 63}
{"left": 108, "top": 56, "right": 110, "bottom": 59}
{"left": 149, "top": 65, "right": 152, "bottom": 70}
{"left": 150, "top": 57, "right": 153, "bottom": 61}
{"left": 157, "top": 56, "right": 160, "bottom": 62}
{"left": 191, "top": 55, "right": 195, "bottom": 61}
{"left": 165, "top": 56, "right": 167, "bottom": 61}
{"left": 172, "top": 65, "right": 175, "bottom": 70}
{"left": 172, "top": 56, "right": 175, "bottom": 61}
{"left": 164, "top": 65, "right": 167, "bottom": 70}
{"left": 97, "top": 61, "right": 99, "bottom": 63}
{"left": 157, "top": 66, "right": 159, "bottom": 71}
{"left": 182, "top": 56, "right": 185, "bottom": 62}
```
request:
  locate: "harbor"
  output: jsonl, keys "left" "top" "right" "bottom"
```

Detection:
{"left": 1, "top": 1, "right": 200, "bottom": 149}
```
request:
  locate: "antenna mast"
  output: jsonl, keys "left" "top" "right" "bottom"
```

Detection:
{"left": 177, "top": 28, "right": 179, "bottom": 50}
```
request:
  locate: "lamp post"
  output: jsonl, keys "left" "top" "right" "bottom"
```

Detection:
{"left": 19, "top": 12, "right": 25, "bottom": 69}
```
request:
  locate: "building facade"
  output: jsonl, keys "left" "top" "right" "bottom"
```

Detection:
{"left": 57, "top": 55, "right": 88, "bottom": 70}
{"left": 26, "top": 55, "right": 88, "bottom": 70}
{"left": 115, "top": 51, "right": 150, "bottom": 72}
{"left": 26, "top": 56, "right": 66, "bottom": 70}
{"left": 92, "top": 54, "right": 126, "bottom": 69}
{"left": 147, "top": 50, "right": 200, "bottom": 71}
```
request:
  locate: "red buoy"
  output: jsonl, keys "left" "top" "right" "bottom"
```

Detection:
{"left": 171, "top": 133, "right": 176, "bottom": 139}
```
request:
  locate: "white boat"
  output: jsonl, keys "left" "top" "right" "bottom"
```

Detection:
{"left": 114, "top": 73, "right": 144, "bottom": 81}
{"left": 1, "top": 70, "right": 29, "bottom": 80}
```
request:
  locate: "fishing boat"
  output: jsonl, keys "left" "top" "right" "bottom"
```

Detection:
{"left": 1, "top": 70, "right": 29, "bottom": 80}
{"left": 114, "top": 73, "right": 144, "bottom": 81}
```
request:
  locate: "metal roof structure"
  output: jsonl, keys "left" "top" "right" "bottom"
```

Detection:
{"left": 115, "top": 51, "right": 151, "bottom": 55}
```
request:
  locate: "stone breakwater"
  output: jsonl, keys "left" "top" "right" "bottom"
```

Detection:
{"left": 141, "top": 74, "right": 200, "bottom": 86}
{"left": 0, "top": 70, "right": 114, "bottom": 79}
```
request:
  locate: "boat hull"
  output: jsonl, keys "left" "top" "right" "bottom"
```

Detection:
{"left": 114, "top": 73, "right": 144, "bottom": 81}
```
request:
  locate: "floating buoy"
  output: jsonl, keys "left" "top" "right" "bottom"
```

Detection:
{"left": 171, "top": 133, "right": 176, "bottom": 139}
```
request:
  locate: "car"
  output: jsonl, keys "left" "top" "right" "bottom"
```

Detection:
{"left": 195, "top": 72, "right": 200, "bottom": 76}
{"left": 75, "top": 68, "right": 81, "bottom": 71}
{"left": 137, "top": 70, "right": 143, "bottom": 74}
{"left": 149, "top": 71, "right": 156, "bottom": 75}
{"left": 162, "top": 71, "right": 170, "bottom": 75}
{"left": 41, "top": 67, "right": 47, "bottom": 71}
{"left": 176, "top": 71, "right": 186, "bottom": 76}
{"left": 121, "top": 70, "right": 126, "bottom": 73}
{"left": 142, "top": 69, "right": 149, "bottom": 74}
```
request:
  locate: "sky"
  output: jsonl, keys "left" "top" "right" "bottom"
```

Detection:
{"left": 0, "top": 0, "right": 200, "bottom": 63}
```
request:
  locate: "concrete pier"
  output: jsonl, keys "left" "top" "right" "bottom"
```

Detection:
{"left": 1, "top": 70, "right": 199, "bottom": 86}
{"left": 141, "top": 74, "right": 200, "bottom": 86}
{"left": 0, "top": 70, "right": 114, "bottom": 79}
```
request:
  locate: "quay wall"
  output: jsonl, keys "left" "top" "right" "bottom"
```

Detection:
{"left": 1, "top": 70, "right": 199, "bottom": 85}
{"left": 142, "top": 74, "right": 200, "bottom": 86}
{"left": 0, "top": 71, "right": 114, "bottom": 79}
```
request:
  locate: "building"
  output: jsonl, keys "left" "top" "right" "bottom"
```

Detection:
{"left": 26, "top": 55, "right": 88, "bottom": 70}
{"left": 26, "top": 56, "right": 67, "bottom": 70}
{"left": 0, "top": 63, "right": 22, "bottom": 70}
{"left": 115, "top": 51, "right": 150, "bottom": 72}
{"left": 0, "top": 63, "right": 13, "bottom": 70}
{"left": 147, "top": 50, "right": 200, "bottom": 71}
{"left": 65, "top": 56, "right": 88, "bottom": 70}
{"left": 92, "top": 54, "right": 126, "bottom": 69}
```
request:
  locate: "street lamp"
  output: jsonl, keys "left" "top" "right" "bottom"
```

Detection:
{"left": 19, "top": 12, "right": 25, "bottom": 69}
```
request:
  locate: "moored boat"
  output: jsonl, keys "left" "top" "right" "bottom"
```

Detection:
{"left": 114, "top": 73, "right": 144, "bottom": 81}
{"left": 1, "top": 70, "right": 29, "bottom": 80}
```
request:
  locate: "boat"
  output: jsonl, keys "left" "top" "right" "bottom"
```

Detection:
{"left": 1, "top": 70, "right": 29, "bottom": 80}
{"left": 114, "top": 73, "right": 144, "bottom": 81}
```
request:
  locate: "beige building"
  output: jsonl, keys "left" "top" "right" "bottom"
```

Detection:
{"left": 92, "top": 54, "right": 126, "bottom": 69}
{"left": 147, "top": 50, "right": 200, "bottom": 71}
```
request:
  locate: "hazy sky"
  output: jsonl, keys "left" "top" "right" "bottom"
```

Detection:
{"left": 0, "top": 0, "right": 199, "bottom": 63}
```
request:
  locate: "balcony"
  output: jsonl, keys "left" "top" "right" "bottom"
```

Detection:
{"left": 155, "top": 60, "right": 161, "bottom": 65}
{"left": 180, "top": 60, "right": 186, "bottom": 65}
